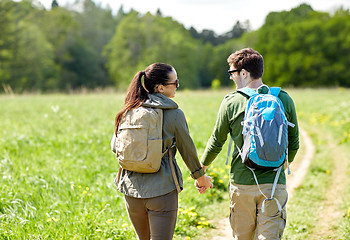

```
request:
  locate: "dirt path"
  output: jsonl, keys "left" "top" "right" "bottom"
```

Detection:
{"left": 310, "top": 137, "right": 348, "bottom": 239}
{"left": 209, "top": 128, "right": 315, "bottom": 240}
{"left": 286, "top": 128, "right": 315, "bottom": 196}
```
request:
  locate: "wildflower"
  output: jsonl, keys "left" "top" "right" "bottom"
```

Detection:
{"left": 218, "top": 179, "right": 224, "bottom": 183}
{"left": 86, "top": 187, "right": 89, "bottom": 191}
{"left": 210, "top": 173, "right": 218, "bottom": 178}
{"left": 78, "top": 185, "right": 82, "bottom": 189}
{"left": 46, "top": 217, "right": 59, "bottom": 222}
{"left": 196, "top": 225, "right": 203, "bottom": 229}
{"left": 51, "top": 105, "right": 60, "bottom": 113}
{"left": 106, "top": 219, "right": 113, "bottom": 224}
{"left": 186, "top": 237, "right": 191, "bottom": 240}
{"left": 330, "top": 121, "right": 339, "bottom": 127}
{"left": 200, "top": 217, "right": 206, "bottom": 221}
{"left": 188, "top": 212, "right": 198, "bottom": 217}
{"left": 83, "top": 191, "right": 87, "bottom": 195}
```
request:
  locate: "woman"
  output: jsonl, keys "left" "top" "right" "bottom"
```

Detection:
{"left": 113, "top": 63, "right": 212, "bottom": 240}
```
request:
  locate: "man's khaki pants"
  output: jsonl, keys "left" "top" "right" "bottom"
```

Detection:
{"left": 229, "top": 182, "right": 288, "bottom": 240}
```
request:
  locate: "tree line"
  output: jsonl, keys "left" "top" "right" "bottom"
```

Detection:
{"left": 0, "top": 0, "right": 349, "bottom": 93}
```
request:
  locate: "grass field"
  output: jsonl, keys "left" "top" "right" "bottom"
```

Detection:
{"left": 1, "top": 88, "right": 350, "bottom": 239}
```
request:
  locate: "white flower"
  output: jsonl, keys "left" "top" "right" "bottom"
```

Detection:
{"left": 51, "top": 105, "right": 60, "bottom": 113}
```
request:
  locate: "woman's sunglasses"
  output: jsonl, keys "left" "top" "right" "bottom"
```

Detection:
{"left": 164, "top": 79, "right": 180, "bottom": 88}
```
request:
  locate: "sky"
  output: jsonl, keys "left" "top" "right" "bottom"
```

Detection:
{"left": 38, "top": 0, "right": 350, "bottom": 34}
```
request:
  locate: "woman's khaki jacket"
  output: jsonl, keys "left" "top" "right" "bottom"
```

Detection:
{"left": 115, "top": 93, "right": 204, "bottom": 198}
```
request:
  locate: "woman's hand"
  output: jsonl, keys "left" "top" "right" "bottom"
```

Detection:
{"left": 195, "top": 175, "right": 213, "bottom": 194}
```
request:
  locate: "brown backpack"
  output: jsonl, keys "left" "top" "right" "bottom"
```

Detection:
{"left": 111, "top": 106, "right": 164, "bottom": 173}
{"left": 111, "top": 106, "right": 181, "bottom": 192}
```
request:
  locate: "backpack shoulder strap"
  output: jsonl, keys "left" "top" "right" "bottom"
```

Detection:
{"left": 237, "top": 87, "right": 257, "bottom": 98}
{"left": 269, "top": 87, "right": 281, "bottom": 97}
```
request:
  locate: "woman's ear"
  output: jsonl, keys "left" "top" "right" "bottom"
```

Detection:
{"left": 155, "top": 84, "right": 164, "bottom": 93}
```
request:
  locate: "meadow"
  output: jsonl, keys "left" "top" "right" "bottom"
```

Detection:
{"left": 1, "top": 88, "right": 350, "bottom": 239}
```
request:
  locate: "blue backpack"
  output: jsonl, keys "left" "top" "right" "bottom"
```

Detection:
{"left": 226, "top": 85, "right": 295, "bottom": 212}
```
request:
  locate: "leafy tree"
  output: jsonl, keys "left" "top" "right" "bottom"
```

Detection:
{"left": 0, "top": 0, "right": 57, "bottom": 92}
{"left": 209, "top": 38, "right": 245, "bottom": 87}
{"left": 196, "top": 42, "right": 215, "bottom": 88}
{"left": 74, "top": 0, "right": 120, "bottom": 87}
{"left": 189, "top": 20, "right": 250, "bottom": 46}
{"left": 13, "top": 21, "right": 56, "bottom": 91}
{"left": 208, "top": 30, "right": 258, "bottom": 88}
{"left": 255, "top": 4, "right": 350, "bottom": 87}
{"left": 199, "top": 29, "right": 220, "bottom": 45}
{"left": 51, "top": 0, "right": 58, "bottom": 8}
{"left": 221, "top": 21, "right": 250, "bottom": 39}
{"left": 0, "top": 0, "right": 17, "bottom": 91}
{"left": 2, "top": 0, "right": 349, "bottom": 92}
{"left": 321, "top": 8, "right": 350, "bottom": 86}
{"left": 156, "top": 8, "right": 162, "bottom": 16}
{"left": 104, "top": 11, "right": 201, "bottom": 89}
{"left": 32, "top": 6, "right": 80, "bottom": 90}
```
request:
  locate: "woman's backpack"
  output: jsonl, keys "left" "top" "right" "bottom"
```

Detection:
{"left": 111, "top": 106, "right": 181, "bottom": 192}
{"left": 111, "top": 106, "right": 164, "bottom": 173}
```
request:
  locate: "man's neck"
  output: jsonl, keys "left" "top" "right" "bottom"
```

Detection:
{"left": 246, "top": 78, "right": 263, "bottom": 89}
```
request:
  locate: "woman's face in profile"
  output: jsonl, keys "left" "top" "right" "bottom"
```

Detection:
{"left": 159, "top": 69, "right": 179, "bottom": 98}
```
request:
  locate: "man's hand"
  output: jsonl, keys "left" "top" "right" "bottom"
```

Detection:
{"left": 195, "top": 175, "right": 213, "bottom": 194}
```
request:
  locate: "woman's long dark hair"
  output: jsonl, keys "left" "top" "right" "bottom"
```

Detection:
{"left": 115, "top": 63, "right": 174, "bottom": 134}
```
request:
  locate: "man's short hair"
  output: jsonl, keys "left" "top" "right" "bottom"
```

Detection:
{"left": 227, "top": 48, "right": 264, "bottom": 79}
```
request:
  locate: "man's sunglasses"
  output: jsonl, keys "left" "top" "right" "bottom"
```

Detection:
{"left": 164, "top": 79, "right": 180, "bottom": 88}
{"left": 228, "top": 69, "right": 241, "bottom": 76}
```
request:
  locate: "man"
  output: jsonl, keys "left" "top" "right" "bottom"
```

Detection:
{"left": 198, "top": 48, "right": 299, "bottom": 239}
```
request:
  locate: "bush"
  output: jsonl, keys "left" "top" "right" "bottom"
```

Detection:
{"left": 211, "top": 79, "right": 221, "bottom": 90}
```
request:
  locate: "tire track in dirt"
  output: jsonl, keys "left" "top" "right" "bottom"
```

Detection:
{"left": 209, "top": 128, "right": 314, "bottom": 240}
{"left": 310, "top": 137, "right": 348, "bottom": 239}
{"left": 286, "top": 128, "right": 314, "bottom": 197}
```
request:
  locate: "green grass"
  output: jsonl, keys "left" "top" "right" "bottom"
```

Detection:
{"left": 283, "top": 88, "right": 350, "bottom": 239}
{"left": 1, "top": 88, "right": 350, "bottom": 239}
{"left": 0, "top": 91, "right": 230, "bottom": 239}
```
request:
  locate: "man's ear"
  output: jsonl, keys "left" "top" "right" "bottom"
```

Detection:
{"left": 241, "top": 69, "right": 249, "bottom": 79}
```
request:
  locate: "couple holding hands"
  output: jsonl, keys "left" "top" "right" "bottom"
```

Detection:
{"left": 112, "top": 48, "right": 299, "bottom": 240}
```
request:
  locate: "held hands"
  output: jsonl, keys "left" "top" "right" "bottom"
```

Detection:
{"left": 195, "top": 175, "right": 213, "bottom": 194}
